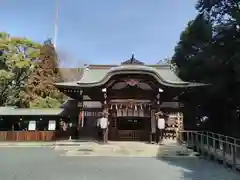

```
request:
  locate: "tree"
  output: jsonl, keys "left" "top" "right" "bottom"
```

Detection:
{"left": 23, "top": 39, "right": 64, "bottom": 108}
{"left": 0, "top": 33, "right": 64, "bottom": 108}
{"left": 172, "top": 14, "right": 213, "bottom": 82}
{"left": 157, "top": 58, "right": 171, "bottom": 65}
{"left": 0, "top": 32, "right": 41, "bottom": 106}
{"left": 195, "top": 0, "right": 240, "bottom": 136}
{"left": 30, "top": 96, "right": 61, "bottom": 108}
{"left": 196, "top": 0, "right": 240, "bottom": 25}
{"left": 172, "top": 1, "right": 240, "bottom": 136}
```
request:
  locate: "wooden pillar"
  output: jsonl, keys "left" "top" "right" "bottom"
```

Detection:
{"left": 153, "top": 88, "right": 163, "bottom": 143}
{"left": 78, "top": 90, "right": 83, "bottom": 139}
{"left": 150, "top": 109, "right": 156, "bottom": 143}
{"left": 102, "top": 88, "right": 109, "bottom": 143}
{"left": 102, "top": 88, "right": 108, "bottom": 110}
{"left": 156, "top": 88, "right": 164, "bottom": 113}
{"left": 149, "top": 90, "right": 160, "bottom": 143}
{"left": 154, "top": 92, "right": 160, "bottom": 143}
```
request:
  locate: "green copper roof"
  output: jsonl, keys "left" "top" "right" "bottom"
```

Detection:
{"left": 78, "top": 68, "right": 110, "bottom": 84}
{"left": 55, "top": 64, "right": 206, "bottom": 88}
{"left": 76, "top": 64, "right": 189, "bottom": 87}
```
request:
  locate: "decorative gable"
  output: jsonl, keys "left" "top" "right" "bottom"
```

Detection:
{"left": 121, "top": 54, "right": 144, "bottom": 65}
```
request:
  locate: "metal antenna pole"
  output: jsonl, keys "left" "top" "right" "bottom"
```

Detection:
{"left": 53, "top": 0, "right": 59, "bottom": 48}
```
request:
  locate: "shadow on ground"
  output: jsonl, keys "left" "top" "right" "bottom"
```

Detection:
{"left": 156, "top": 145, "right": 240, "bottom": 180}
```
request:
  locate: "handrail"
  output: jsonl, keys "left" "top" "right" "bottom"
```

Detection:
{"left": 179, "top": 130, "right": 240, "bottom": 143}
{"left": 178, "top": 130, "right": 240, "bottom": 171}
{"left": 194, "top": 132, "right": 240, "bottom": 148}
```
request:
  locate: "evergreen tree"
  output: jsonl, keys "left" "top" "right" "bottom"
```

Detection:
{"left": 172, "top": 0, "right": 240, "bottom": 136}
{"left": 0, "top": 32, "right": 41, "bottom": 106}
{"left": 23, "top": 39, "right": 63, "bottom": 108}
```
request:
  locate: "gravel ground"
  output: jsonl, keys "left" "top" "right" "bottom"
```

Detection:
{"left": 0, "top": 147, "right": 239, "bottom": 180}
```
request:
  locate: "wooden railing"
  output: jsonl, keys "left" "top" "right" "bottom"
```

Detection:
{"left": 0, "top": 131, "right": 67, "bottom": 141}
{"left": 178, "top": 130, "right": 240, "bottom": 171}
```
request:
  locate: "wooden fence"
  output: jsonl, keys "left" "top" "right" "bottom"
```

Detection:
{"left": 0, "top": 129, "right": 176, "bottom": 141}
{"left": 178, "top": 130, "right": 240, "bottom": 171}
{"left": 0, "top": 131, "right": 68, "bottom": 141}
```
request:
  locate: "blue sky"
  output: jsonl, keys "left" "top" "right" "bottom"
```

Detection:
{"left": 1, "top": 0, "right": 197, "bottom": 67}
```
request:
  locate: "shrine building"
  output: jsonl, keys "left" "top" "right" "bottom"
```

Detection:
{"left": 55, "top": 55, "right": 204, "bottom": 141}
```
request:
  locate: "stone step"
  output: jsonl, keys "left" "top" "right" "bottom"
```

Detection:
{"left": 63, "top": 148, "right": 197, "bottom": 158}
{"left": 54, "top": 140, "right": 197, "bottom": 157}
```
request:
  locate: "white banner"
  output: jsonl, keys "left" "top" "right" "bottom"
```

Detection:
{"left": 117, "top": 109, "right": 122, "bottom": 117}
{"left": 28, "top": 121, "right": 36, "bottom": 131}
{"left": 122, "top": 109, "right": 127, "bottom": 116}
{"left": 133, "top": 110, "right": 138, "bottom": 116}
{"left": 127, "top": 109, "right": 133, "bottom": 116}
{"left": 139, "top": 110, "right": 144, "bottom": 117}
{"left": 48, "top": 120, "right": 56, "bottom": 130}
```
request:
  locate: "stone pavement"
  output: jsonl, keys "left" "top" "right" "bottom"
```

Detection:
{"left": 0, "top": 147, "right": 239, "bottom": 180}
{"left": 0, "top": 139, "right": 197, "bottom": 157}
{"left": 54, "top": 139, "right": 198, "bottom": 157}
{"left": 0, "top": 141, "right": 56, "bottom": 147}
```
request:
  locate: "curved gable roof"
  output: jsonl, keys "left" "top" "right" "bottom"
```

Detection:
{"left": 76, "top": 64, "right": 189, "bottom": 87}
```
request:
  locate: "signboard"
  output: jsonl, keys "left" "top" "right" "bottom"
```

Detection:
{"left": 48, "top": 120, "right": 56, "bottom": 130}
{"left": 28, "top": 121, "right": 36, "bottom": 131}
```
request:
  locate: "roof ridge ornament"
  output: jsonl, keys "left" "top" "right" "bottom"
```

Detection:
{"left": 130, "top": 53, "right": 135, "bottom": 64}
{"left": 121, "top": 54, "right": 144, "bottom": 65}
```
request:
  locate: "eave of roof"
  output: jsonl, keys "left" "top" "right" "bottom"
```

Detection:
{"left": 76, "top": 65, "right": 190, "bottom": 87}
{"left": 55, "top": 81, "right": 82, "bottom": 89}
{"left": 0, "top": 107, "right": 65, "bottom": 116}
{"left": 55, "top": 64, "right": 208, "bottom": 88}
